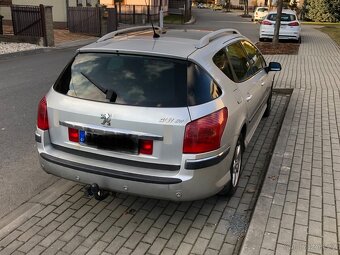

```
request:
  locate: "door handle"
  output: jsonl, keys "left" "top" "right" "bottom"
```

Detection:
{"left": 246, "top": 94, "right": 253, "bottom": 102}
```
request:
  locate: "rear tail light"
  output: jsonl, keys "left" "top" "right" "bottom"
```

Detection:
{"left": 139, "top": 139, "right": 153, "bottom": 155}
{"left": 255, "top": 12, "right": 258, "bottom": 16}
{"left": 288, "top": 21, "right": 299, "bottom": 26}
{"left": 68, "top": 128, "right": 79, "bottom": 142}
{"left": 261, "top": 20, "right": 273, "bottom": 25}
{"left": 183, "top": 108, "right": 228, "bottom": 154}
{"left": 37, "top": 96, "right": 49, "bottom": 130}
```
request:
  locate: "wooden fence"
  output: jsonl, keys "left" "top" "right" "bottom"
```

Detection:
{"left": 11, "top": 5, "right": 45, "bottom": 37}
{"left": 116, "top": 4, "right": 160, "bottom": 24}
{"left": 67, "top": 7, "right": 101, "bottom": 36}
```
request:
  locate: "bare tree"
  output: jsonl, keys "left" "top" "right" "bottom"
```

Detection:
{"left": 272, "top": 0, "right": 283, "bottom": 45}
{"left": 245, "top": 0, "right": 249, "bottom": 16}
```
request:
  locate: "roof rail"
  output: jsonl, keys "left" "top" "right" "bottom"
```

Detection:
{"left": 196, "top": 29, "right": 241, "bottom": 49}
{"left": 97, "top": 26, "right": 162, "bottom": 43}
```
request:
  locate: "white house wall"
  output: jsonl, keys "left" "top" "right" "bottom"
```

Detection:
{"left": 0, "top": 6, "right": 11, "bottom": 20}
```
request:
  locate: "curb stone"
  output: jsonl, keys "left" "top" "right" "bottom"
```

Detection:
{"left": 240, "top": 89, "right": 299, "bottom": 255}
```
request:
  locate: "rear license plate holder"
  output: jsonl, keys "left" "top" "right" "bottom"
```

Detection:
{"left": 83, "top": 131, "right": 139, "bottom": 154}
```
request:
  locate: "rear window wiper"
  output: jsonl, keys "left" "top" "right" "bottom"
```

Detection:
{"left": 80, "top": 72, "right": 117, "bottom": 102}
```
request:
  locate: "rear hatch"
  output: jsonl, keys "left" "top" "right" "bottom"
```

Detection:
{"left": 266, "top": 12, "right": 298, "bottom": 29}
{"left": 48, "top": 52, "right": 221, "bottom": 167}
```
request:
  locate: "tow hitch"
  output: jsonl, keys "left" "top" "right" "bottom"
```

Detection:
{"left": 85, "top": 183, "right": 110, "bottom": 201}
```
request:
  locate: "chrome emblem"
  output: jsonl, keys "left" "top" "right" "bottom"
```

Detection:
{"left": 100, "top": 113, "right": 112, "bottom": 126}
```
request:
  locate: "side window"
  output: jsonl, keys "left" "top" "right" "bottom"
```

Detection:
{"left": 187, "top": 63, "right": 222, "bottom": 106}
{"left": 241, "top": 40, "right": 267, "bottom": 73}
{"left": 226, "top": 42, "right": 252, "bottom": 82}
{"left": 212, "top": 48, "right": 234, "bottom": 81}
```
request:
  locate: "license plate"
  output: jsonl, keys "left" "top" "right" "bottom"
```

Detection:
{"left": 81, "top": 131, "right": 138, "bottom": 154}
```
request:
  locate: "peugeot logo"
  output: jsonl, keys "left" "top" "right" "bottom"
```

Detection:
{"left": 100, "top": 113, "right": 112, "bottom": 126}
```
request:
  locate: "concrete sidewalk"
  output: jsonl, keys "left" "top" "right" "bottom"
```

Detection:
{"left": 240, "top": 26, "right": 340, "bottom": 255}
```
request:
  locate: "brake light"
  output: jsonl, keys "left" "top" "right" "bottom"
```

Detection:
{"left": 288, "top": 21, "right": 299, "bottom": 26}
{"left": 139, "top": 139, "right": 153, "bottom": 155}
{"left": 255, "top": 12, "right": 258, "bottom": 16}
{"left": 183, "top": 108, "right": 228, "bottom": 154}
{"left": 68, "top": 128, "right": 79, "bottom": 142}
{"left": 37, "top": 96, "right": 49, "bottom": 130}
{"left": 261, "top": 20, "right": 273, "bottom": 25}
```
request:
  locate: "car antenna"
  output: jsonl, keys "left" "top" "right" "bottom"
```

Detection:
{"left": 144, "top": 0, "right": 160, "bottom": 38}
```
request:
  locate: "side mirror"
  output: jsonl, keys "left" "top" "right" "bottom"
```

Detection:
{"left": 267, "top": 62, "right": 282, "bottom": 72}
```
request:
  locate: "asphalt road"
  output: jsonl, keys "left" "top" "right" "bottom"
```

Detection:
{"left": 0, "top": 48, "right": 79, "bottom": 219}
{"left": 169, "top": 8, "right": 260, "bottom": 42}
{"left": 0, "top": 8, "right": 259, "bottom": 220}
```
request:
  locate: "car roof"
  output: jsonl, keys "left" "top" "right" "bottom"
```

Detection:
{"left": 79, "top": 27, "right": 244, "bottom": 59}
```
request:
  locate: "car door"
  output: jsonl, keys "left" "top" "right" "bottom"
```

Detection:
{"left": 241, "top": 40, "right": 271, "bottom": 112}
{"left": 225, "top": 41, "right": 262, "bottom": 140}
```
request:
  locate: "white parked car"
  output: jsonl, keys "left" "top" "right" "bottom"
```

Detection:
{"left": 252, "top": 6, "right": 269, "bottom": 22}
{"left": 36, "top": 26, "right": 281, "bottom": 201}
{"left": 259, "top": 9, "right": 301, "bottom": 42}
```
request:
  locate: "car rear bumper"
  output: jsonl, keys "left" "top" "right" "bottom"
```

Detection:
{"left": 260, "top": 30, "right": 300, "bottom": 40}
{"left": 36, "top": 130, "right": 233, "bottom": 201}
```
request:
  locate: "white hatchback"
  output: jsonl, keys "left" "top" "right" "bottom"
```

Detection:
{"left": 259, "top": 9, "right": 301, "bottom": 42}
{"left": 252, "top": 7, "right": 269, "bottom": 22}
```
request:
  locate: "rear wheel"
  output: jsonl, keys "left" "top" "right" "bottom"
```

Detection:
{"left": 219, "top": 135, "right": 243, "bottom": 195}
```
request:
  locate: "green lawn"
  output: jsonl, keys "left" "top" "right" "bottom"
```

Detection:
{"left": 164, "top": 14, "right": 183, "bottom": 24}
{"left": 318, "top": 25, "right": 340, "bottom": 46}
{"left": 302, "top": 22, "right": 340, "bottom": 46}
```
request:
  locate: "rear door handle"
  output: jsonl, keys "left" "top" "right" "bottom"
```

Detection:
{"left": 246, "top": 94, "right": 253, "bottom": 102}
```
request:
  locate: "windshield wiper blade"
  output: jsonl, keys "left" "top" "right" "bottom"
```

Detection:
{"left": 80, "top": 72, "right": 117, "bottom": 102}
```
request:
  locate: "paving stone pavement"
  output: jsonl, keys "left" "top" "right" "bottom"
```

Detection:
{"left": 240, "top": 26, "right": 340, "bottom": 255}
{"left": 0, "top": 92, "right": 288, "bottom": 255}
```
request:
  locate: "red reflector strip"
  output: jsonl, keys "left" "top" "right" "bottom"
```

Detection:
{"left": 139, "top": 139, "right": 153, "bottom": 155}
{"left": 68, "top": 128, "right": 79, "bottom": 142}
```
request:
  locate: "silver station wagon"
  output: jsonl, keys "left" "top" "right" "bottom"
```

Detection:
{"left": 36, "top": 26, "right": 281, "bottom": 201}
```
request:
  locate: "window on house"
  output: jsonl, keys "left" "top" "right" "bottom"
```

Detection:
{"left": 77, "top": 0, "right": 83, "bottom": 6}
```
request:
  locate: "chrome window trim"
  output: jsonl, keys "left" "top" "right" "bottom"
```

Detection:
{"left": 59, "top": 121, "right": 164, "bottom": 141}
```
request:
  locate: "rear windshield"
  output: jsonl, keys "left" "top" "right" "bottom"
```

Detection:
{"left": 256, "top": 7, "right": 268, "bottom": 12}
{"left": 267, "top": 13, "right": 296, "bottom": 22}
{"left": 54, "top": 53, "right": 221, "bottom": 107}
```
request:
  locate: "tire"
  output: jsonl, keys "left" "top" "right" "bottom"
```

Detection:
{"left": 298, "top": 37, "right": 302, "bottom": 44}
{"left": 263, "top": 88, "right": 272, "bottom": 118}
{"left": 219, "top": 135, "right": 243, "bottom": 196}
{"left": 259, "top": 37, "right": 264, "bottom": 42}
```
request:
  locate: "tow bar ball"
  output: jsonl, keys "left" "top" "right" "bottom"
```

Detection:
{"left": 85, "top": 183, "right": 110, "bottom": 201}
